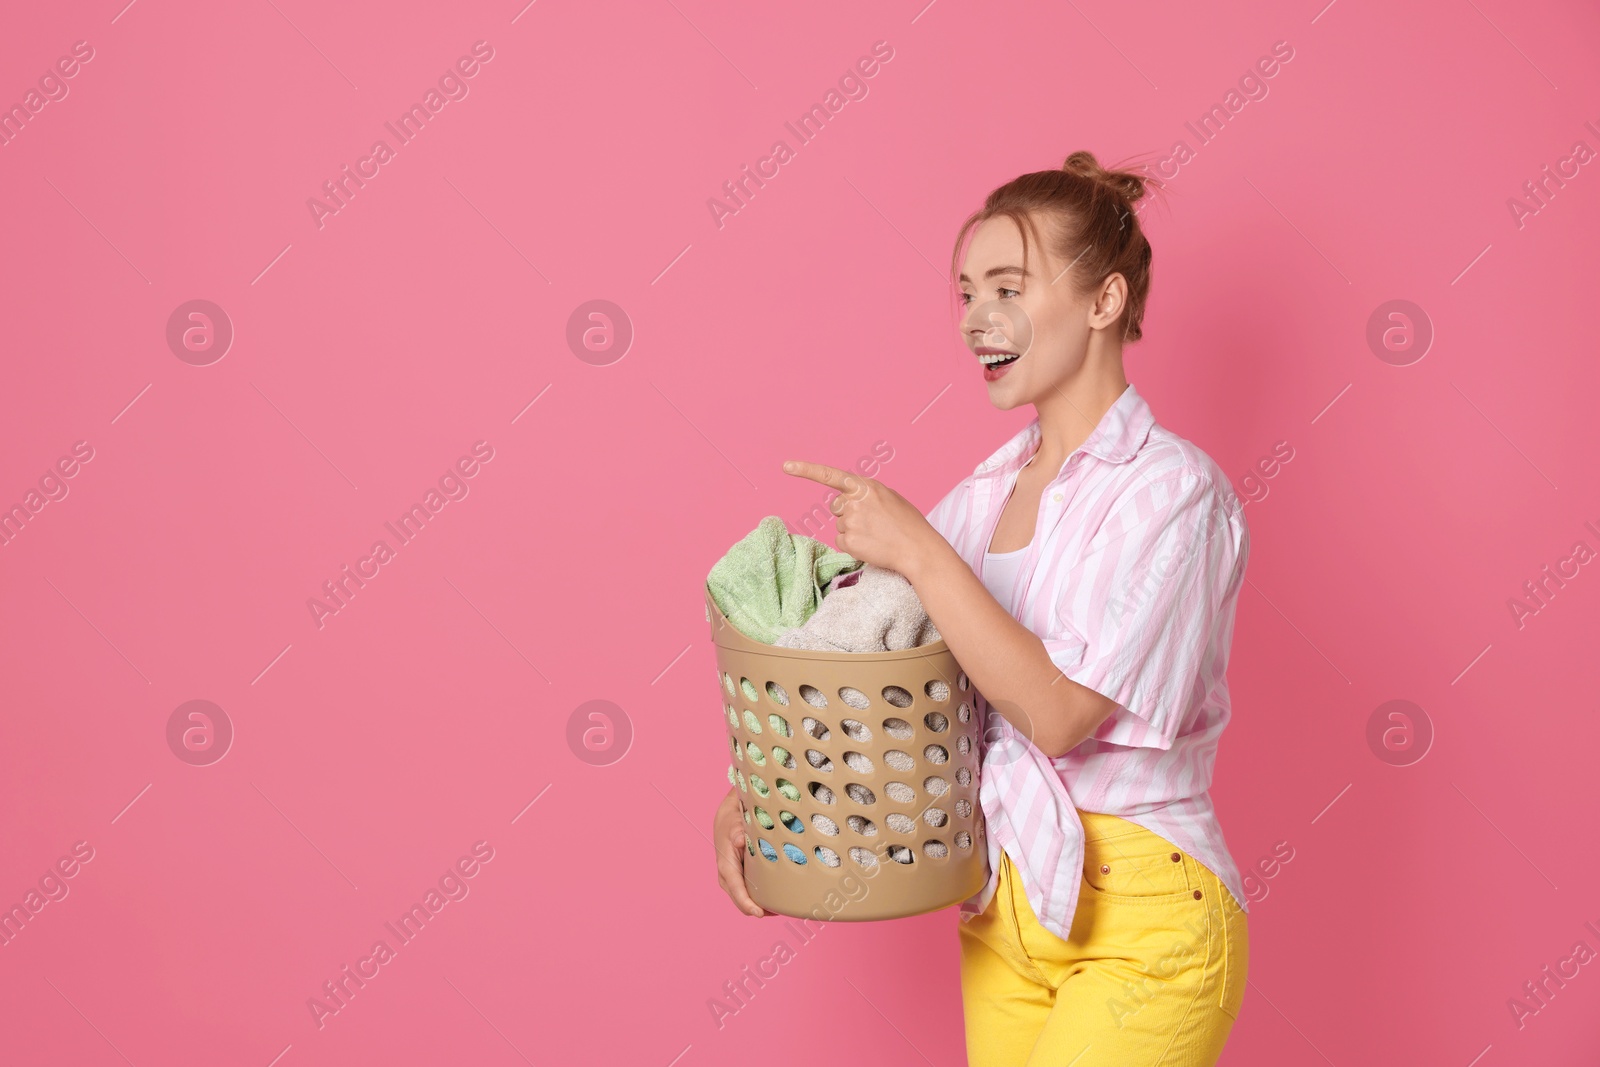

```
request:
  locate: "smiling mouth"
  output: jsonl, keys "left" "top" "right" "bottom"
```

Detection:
{"left": 976, "top": 348, "right": 1022, "bottom": 368}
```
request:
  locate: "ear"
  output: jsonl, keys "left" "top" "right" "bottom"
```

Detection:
{"left": 1089, "top": 272, "right": 1128, "bottom": 331}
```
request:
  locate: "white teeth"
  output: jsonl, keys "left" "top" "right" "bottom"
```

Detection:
{"left": 978, "top": 352, "right": 1020, "bottom": 365}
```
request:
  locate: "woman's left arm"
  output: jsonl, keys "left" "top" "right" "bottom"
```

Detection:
{"left": 784, "top": 460, "right": 1118, "bottom": 758}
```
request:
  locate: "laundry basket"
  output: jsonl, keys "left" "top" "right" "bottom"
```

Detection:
{"left": 706, "top": 588, "right": 988, "bottom": 922}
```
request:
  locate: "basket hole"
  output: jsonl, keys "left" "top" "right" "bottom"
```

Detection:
{"left": 886, "top": 813, "right": 916, "bottom": 834}
{"left": 842, "top": 751, "right": 874, "bottom": 775}
{"left": 758, "top": 838, "right": 778, "bottom": 861}
{"left": 882, "top": 717, "right": 914, "bottom": 740}
{"left": 746, "top": 839, "right": 755, "bottom": 856}
{"left": 743, "top": 809, "right": 751, "bottom": 825}
{"left": 844, "top": 783, "right": 876, "bottom": 805}
{"left": 753, "top": 806, "right": 773, "bottom": 829}
{"left": 923, "top": 840, "right": 949, "bottom": 860}
{"left": 765, "top": 681, "right": 790, "bottom": 706}
{"left": 772, "top": 746, "right": 796, "bottom": 770}
{"left": 887, "top": 844, "right": 914, "bottom": 865}
{"left": 725, "top": 705, "right": 738, "bottom": 727}
{"left": 767, "top": 713, "right": 792, "bottom": 737}
{"left": 802, "top": 716, "right": 831, "bottom": 741}
{"left": 924, "top": 679, "right": 950, "bottom": 702}
{"left": 779, "top": 810, "right": 804, "bottom": 833}
{"left": 811, "top": 813, "right": 840, "bottom": 836}
{"left": 736, "top": 769, "right": 746, "bottom": 792}
{"left": 776, "top": 778, "right": 802, "bottom": 802}
{"left": 726, "top": 764, "right": 736, "bottom": 787}
{"left": 809, "top": 781, "right": 836, "bottom": 804}
{"left": 923, "top": 775, "right": 950, "bottom": 797}
{"left": 848, "top": 847, "right": 878, "bottom": 870}
{"left": 957, "top": 671, "right": 969, "bottom": 691}
{"left": 782, "top": 843, "right": 807, "bottom": 864}
{"left": 742, "top": 709, "right": 762, "bottom": 735}
{"left": 739, "top": 677, "right": 760, "bottom": 703}
{"left": 924, "top": 711, "right": 949, "bottom": 733}
{"left": 805, "top": 750, "right": 833, "bottom": 773}
{"left": 924, "top": 744, "right": 949, "bottom": 765}
{"left": 958, "top": 735, "right": 971, "bottom": 755}
{"left": 883, "top": 750, "right": 915, "bottom": 773}
{"left": 955, "top": 830, "right": 972, "bottom": 849}
{"left": 956, "top": 766, "right": 971, "bottom": 786}
{"left": 749, "top": 775, "right": 769, "bottom": 797}
{"left": 744, "top": 742, "right": 767, "bottom": 766}
{"left": 955, "top": 799, "right": 972, "bottom": 819}
{"left": 957, "top": 703, "right": 971, "bottom": 723}
{"left": 799, "top": 685, "right": 828, "bottom": 708}
{"left": 923, "top": 807, "right": 948, "bottom": 828}
{"left": 846, "top": 814, "right": 877, "bottom": 837}
{"left": 722, "top": 672, "right": 736, "bottom": 697}
{"left": 840, "top": 718, "right": 872, "bottom": 742}
{"left": 814, "top": 845, "right": 841, "bottom": 867}
{"left": 884, "top": 781, "right": 915, "bottom": 804}
{"left": 838, "top": 687, "right": 871, "bottom": 711}
{"left": 881, "top": 685, "right": 914, "bottom": 709}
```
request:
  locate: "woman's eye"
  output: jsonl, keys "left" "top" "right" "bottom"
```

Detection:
{"left": 997, "top": 287, "right": 1019, "bottom": 299}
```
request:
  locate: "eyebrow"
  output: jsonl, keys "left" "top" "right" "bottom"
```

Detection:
{"left": 958, "top": 265, "right": 1029, "bottom": 284}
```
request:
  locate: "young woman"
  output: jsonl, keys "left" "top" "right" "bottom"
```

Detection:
{"left": 714, "top": 151, "right": 1250, "bottom": 1066}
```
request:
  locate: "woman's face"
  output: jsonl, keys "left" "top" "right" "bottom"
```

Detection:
{"left": 957, "top": 213, "right": 1098, "bottom": 410}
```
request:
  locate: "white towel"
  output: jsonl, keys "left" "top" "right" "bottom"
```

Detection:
{"left": 771, "top": 563, "right": 940, "bottom": 652}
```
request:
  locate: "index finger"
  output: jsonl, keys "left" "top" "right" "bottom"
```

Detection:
{"left": 782, "top": 459, "right": 852, "bottom": 490}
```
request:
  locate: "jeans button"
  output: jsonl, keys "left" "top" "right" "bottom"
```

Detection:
{"left": 1170, "top": 852, "right": 1181, "bottom": 862}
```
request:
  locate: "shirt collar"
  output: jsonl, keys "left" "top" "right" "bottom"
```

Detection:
{"left": 973, "top": 383, "right": 1154, "bottom": 479}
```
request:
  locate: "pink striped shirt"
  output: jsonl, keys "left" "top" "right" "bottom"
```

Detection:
{"left": 925, "top": 382, "right": 1251, "bottom": 942}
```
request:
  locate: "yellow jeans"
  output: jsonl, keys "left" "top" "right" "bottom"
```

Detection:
{"left": 958, "top": 810, "right": 1248, "bottom": 1066}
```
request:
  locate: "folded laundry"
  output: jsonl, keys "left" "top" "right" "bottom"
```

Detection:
{"left": 706, "top": 516, "right": 864, "bottom": 644}
{"left": 771, "top": 562, "right": 941, "bottom": 653}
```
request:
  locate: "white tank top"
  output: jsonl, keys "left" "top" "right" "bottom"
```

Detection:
{"left": 982, "top": 542, "right": 1031, "bottom": 614}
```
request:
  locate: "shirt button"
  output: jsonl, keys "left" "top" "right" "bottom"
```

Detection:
{"left": 1171, "top": 852, "right": 1181, "bottom": 862}
{"left": 1052, "top": 492, "right": 1064, "bottom": 502}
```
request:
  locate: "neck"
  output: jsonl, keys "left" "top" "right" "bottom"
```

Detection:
{"left": 1028, "top": 339, "right": 1129, "bottom": 476}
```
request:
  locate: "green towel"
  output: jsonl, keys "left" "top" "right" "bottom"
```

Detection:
{"left": 706, "top": 516, "right": 863, "bottom": 644}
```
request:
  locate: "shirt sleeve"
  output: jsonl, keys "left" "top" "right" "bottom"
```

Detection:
{"left": 1040, "top": 471, "right": 1244, "bottom": 750}
{"left": 924, "top": 476, "right": 973, "bottom": 549}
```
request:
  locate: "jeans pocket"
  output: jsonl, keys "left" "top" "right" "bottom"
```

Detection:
{"left": 1082, "top": 833, "right": 1201, "bottom": 906}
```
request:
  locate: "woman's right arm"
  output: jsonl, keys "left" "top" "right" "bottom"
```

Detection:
{"left": 714, "top": 785, "right": 770, "bottom": 917}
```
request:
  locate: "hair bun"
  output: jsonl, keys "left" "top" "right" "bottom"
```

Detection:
{"left": 1062, "top": 150, "right": 1149, "bottom": 204}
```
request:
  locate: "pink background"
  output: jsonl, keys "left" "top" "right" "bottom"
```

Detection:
{"left": 2, "top": 0, "right": 1598, "bottom": 1063}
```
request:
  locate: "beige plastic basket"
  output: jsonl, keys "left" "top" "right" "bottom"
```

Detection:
{"left": 707, "top": 588, "right": 988, "bottom": 922}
